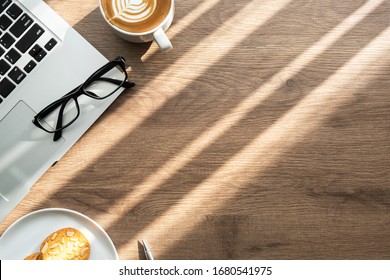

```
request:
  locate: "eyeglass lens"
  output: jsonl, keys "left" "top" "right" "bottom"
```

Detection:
{"left": 84, "top": 64, "right": 126, "bottom": 99}
{"left": 37, "top": 98, "right": 79, "bottom": 132}
{"left": 36, "top": 62, "right": 126, "bottom": 133}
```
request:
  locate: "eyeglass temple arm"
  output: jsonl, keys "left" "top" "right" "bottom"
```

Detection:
{"left": 35, "top": 86, "right": 81, "bottom": 121}
{"left": 52, "top": 76, "right": 133, "bottom": 138}
{"left": 96, "top": 77, "right": 135, "bottom": 88}
{"left": 52, "top": 100, "right": 67, "bottom": 141}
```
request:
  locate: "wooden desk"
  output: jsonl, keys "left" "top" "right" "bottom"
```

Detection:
{"left": 1, "top": 0, "right": 389, "bottom": 259}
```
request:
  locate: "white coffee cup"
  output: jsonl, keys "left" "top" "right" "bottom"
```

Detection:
{"left": 99, "top": 0, "right": 174, "bottom": 52}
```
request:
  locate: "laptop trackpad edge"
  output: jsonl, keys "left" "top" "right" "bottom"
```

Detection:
{"left": 0, "top": 101, "right": 65, "bottom": 219}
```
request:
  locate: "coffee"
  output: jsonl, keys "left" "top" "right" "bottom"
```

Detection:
{"left": 100, "top": 0, "right": 172, "bottom": 33}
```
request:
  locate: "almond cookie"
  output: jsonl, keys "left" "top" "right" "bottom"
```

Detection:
{"left": 24, "top": 252, "right": 42, "bottom": 260}
{"left": 40, "top": 227, "right": 90, "bottom": 260}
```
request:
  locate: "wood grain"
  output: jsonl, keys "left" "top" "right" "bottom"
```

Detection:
{"left": 1, "top": 0, "right": 389, "bottom": 259}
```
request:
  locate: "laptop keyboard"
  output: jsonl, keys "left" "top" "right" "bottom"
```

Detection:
{"left": 0, "top": 0, "right": 58, "bottom": 105}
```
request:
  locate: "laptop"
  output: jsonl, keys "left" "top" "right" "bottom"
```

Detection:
{"left": 0, "top": 0, "right": 127, "bottom": 221}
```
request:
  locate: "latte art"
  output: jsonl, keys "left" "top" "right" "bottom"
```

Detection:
{"left": 112, "top": 0, "right": 156, "bottom": 24}
{"left": 101, "top": 0, "right": 172, "bottom": 33}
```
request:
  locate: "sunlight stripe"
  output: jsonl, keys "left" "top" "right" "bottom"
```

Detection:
{"left": 118, "top": 24, "right": 390, "bottom": 258}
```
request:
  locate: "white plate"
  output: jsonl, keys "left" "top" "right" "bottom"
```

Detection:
{"left": 0, "top": 208, "right": 118, "bottom": 260}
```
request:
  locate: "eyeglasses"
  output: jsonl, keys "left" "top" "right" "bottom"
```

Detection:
{"left": 33, "top": 57, "right": 135, "bottom": 141}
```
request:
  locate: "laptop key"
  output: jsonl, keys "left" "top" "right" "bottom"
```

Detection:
{"left": 9, "top": 14, "right": 34, "bottom": 38}
{"left": 24, "top": 60, "right": 36, "bottom": 73}
{"left": 15, "top": 23, "right": 44, "bottom": 53}
{"left": 0, "top": 45, "right": 4, "bottom": 56}
{"left": 44, "top": 38, "right": 57, "bottom": 51}
{"left": 6, "top": 3, "right": 23, "bottom": 20}
{"left": 35, "top": 49, "right": 47, "bottom": 62}
{"left": 0, "top": 14, "right": 12, "bottom": 31}
{"left": 0, "top": 58, "right": 10, "bottom": 75}
{"left": 0, "top": 77, "right": 15, "bottom": 98}
{"left": 0, "top": 0, "right": 12, "bottom": 14}
{"left": 5, "top": 48, "right": 21, "bottom": 64}
{"left": 28, "top": 44, "right": 42, "bottom": 57}
{"left": 29, "top": 44, "right": 47, "bottom": 62}
{"left": 8, "top": 66, "right": 26, "bottom": 84}
{"left": 9, "top": 13, "right": 33, "bottom": 38}
{"left": 0, "top": 32, "right": 15, "bottom": 49}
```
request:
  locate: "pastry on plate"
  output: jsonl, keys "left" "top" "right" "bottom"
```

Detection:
{"left": 24, "top": 252, "right": 42, "bottom": 260}
{"left": 40, "top": 227, "right": 90, "bottom": 260}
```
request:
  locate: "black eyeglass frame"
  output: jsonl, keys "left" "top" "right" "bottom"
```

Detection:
{"left": 32, "top": 56, "right": 134, "bottom": 141}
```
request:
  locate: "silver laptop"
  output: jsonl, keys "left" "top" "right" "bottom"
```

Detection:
{"left": 0, "top": 0, "right": 129, "bottom": 221}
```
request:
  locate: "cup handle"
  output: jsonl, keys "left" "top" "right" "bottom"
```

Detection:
{"left": 153, "top": 28, "right": 173, "bottom": 52}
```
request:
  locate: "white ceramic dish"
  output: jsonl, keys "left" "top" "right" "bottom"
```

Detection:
{"left": 0, "top": 208, "right": 118, "bottom": 260}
